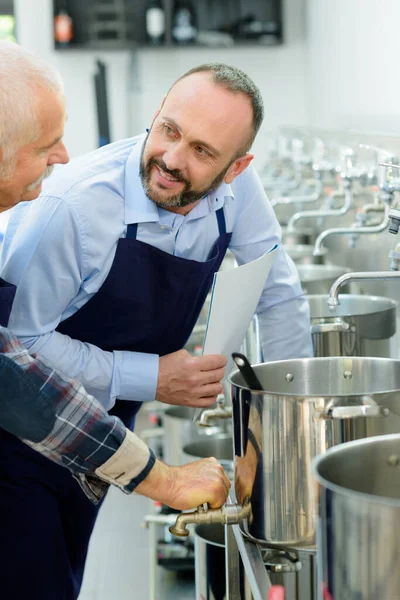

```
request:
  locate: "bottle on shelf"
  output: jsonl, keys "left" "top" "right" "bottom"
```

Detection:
{"left": 54, "top": 0, "right": 73, "bottom": 47}
{"left": 145, "top": 0, "right": 166, "bottom": 45}
{"left": 171, "top": 0, "right": 197, "bottom": 45}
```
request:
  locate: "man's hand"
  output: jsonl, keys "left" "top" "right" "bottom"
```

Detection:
{"left": 135, "top": 457, "right": 231, "bottom": 510}
{"left": 156, "top": 350, "right": 227, "bottom": 407}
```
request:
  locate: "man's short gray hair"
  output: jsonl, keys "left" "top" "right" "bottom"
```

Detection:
{"left": 0, "top": 41, "right": 64, "bottom": 178}
{"left": 172, "top": 63, "right": 264, "bottom": 155}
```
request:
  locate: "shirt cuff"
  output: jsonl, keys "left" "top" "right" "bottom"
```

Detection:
{"left": 95, "top": 429, "right": 156, "bottom": 492}
{"left": 111, "top": 351, "right": 159, "bottom": 402}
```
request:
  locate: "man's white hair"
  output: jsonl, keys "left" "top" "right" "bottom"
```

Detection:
{"left": 0, "top": 41, "right": 64, "bottom": 178}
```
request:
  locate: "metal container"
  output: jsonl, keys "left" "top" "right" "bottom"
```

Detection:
{"left": 229, "top": 357, "right": 400, "bottom": 549}
{"left": 307, "top": 294, "right": 398, "bottom": 358}
{"left": 163, "top": 406, "right": 222, "bottom": 465}
{"left": 195, "top": 524, "right": 254, "bottom": 599}
{"left": 284, "top": 244, "right": 325, "bottom": 265}
{"left": 182, "top": 434, "right": 234, "bottom": 477}
{"left": 313, "top": 434, "right": 400, "bottom": 600}
{"left": 296, "top": 265, "right": 350, "bottom": 295}
{"left": 282, "top": 226, "right": 318, "bottom": 246}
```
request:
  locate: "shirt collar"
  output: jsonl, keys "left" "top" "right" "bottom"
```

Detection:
{"left": 124, "top": 135, "right": 235, "bottom": 225}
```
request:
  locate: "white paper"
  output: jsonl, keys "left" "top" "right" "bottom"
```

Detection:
{"left": 192, "top": 245, "right": 278, "bottom": 421}
{"left": 203, "top": 244, "right": 278, "bottom": 370}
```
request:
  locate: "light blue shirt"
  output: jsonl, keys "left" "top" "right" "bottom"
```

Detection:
{"left": 0, "top": 135, "right": 313, "bottom": 410}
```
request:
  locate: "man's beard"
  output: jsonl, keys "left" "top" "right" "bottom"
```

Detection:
{"left": 26, "top": 165, "right": 54, "bottom": 192}
{"left": 139, "top": 143, "right": 232, "bottom": 209}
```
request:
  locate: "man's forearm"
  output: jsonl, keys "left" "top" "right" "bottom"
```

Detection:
{"left": 0, "top": 326, "right": 155, "bottom": 501}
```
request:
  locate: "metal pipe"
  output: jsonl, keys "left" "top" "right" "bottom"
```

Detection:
{"left": 287, "top": 183, "right": 351, "bottom": 229}
{"left": 313, "top": 202, "right": 390, "bottom": 256}
{"left": 271, "top": 180, "right": 322, "bottom": 208}
{"left": 169, "top": 499, "right": 252, "bottom": 538}
{"left": 328, "top": 270, "right": 400, "bottom": 307}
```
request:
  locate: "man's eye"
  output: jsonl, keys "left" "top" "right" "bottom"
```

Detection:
{"left": 163, "top": 125, "right": 175, "bottom": 135}
{"left": 196, "top": 146, "right": 209, "bottom": 157}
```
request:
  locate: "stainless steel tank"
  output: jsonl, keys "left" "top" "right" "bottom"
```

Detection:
{"left": 313, "top": 434, "right": 400, "bottom": 600}
{"left": 307, "top": 294, "right": 398, "bottom": 358}
{"left": 296, "top": 265, "right": 351, "bottom": 295}
{"left": 163, "top": 406, "right": 222, "bottom": 465}
{"left": 182, "top": 433, "right": 234, "bottom": 477}
{"left": 229, "top": 357, "right": 400, "bottom": 549}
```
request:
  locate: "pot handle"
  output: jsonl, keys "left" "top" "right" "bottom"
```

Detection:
{"left": 322, "top": 405, "right": 389, "bottom": 419}
{"left": 310, "top": 320, "right": 350, "bottom": 334}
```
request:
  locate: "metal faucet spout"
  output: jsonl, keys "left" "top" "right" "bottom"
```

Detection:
{"left": 328, "top": 270, "right": 400, "bottom": 307}
{"left": 313, "top": 203, "right": 390, "bottom": 256}
{"left": 169, "top": 499, "right": 252, "bottom": 537}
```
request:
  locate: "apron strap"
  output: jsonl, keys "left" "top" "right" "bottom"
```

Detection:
{"left": 215, "top": 206, "right": 227, "bottom": 235}
{"left": 126, "top": 223, "right": 138, "bottom": 239}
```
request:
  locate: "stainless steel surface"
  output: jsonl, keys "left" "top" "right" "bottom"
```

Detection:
{"left": 313, "top": 201, "right": 390, "bottom": 256}
{"left": 182, "top": 434, "right": 233, "bottom": 465}
{"left": 296, "top": 264, "right": 350, "bottom": 295}
{"left": 261, "top": 549, "right": 316, "bottom": 600}
{"left": 163, "top": 406, "right": 222, "bottom": 465}
{"left": 231, "top": 525, "right": 272, "bottom": 600}
{"left": 328, "top": 269, "right": 400, "bottom": 307}
{"left": 230, "top": 356, "right": 400, "bottom": 548}
{"left": 313, "top": 434, "right": 400, "bottom": 600}
{"left": 307, "top": 294, "right": 398, "bottom": 357}
{"left": 195, "top": 524, "right": 254, "bottom": 599}
{"left": 284, "top": 244, "right": 325, "bottom": 265}
{"left": 281, "top": 226, "right": 317, "bottom": 246}
{"left": 287, "top": 182, "right": 352, "bottom": 230}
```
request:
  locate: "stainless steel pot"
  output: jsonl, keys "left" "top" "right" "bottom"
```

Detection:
{"left": 313, "top": 434, "right": 400, "bottom": 600}
{"left": 296, "top": 265, "right": 351, "bottom": 295}
{"left": 182, "top": 434, "right": 234, "bottom": 477}
{"left": 282, "top": 226, "right": 318, "bottom": 246}
{"left": 284, "top": 244, "right": 325, "bottom": 265}
{"left": 307, "top": 294, "right": 398, "bottom": 358}
{"left": 229, "top": 357, "right": 400, "bottom": 549}
{"left": 194, "top": 524, "right": 254, "bottom": 599}
{"left": 163, "top": 406, "right": 222, "bottom": 465}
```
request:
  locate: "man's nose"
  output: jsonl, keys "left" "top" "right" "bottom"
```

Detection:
{"left": 48, "top": 141, "right": 70, "bottom": 166}
{"left": 163, "top": 143, "right": 186, "bottom": 172}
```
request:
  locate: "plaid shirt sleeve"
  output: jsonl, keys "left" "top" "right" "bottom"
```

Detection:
{"left": 0, "top": 326, "right": 155, "bottom": 503}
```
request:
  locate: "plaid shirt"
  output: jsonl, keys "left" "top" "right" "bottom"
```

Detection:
{"left": 0, "top": 326, "right": 154, "bottom": 503}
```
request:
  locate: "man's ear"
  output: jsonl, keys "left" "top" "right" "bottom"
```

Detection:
{"left": 224, "top": 154, "right": 254, "bottom": 184}
{"left": 152, "top": 94, "right": 167, "bottom": 123}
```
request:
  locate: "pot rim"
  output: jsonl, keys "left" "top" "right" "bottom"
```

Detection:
{"left": 312, "top": 433, "right": 400, "bottom": 508}
{"left": 306, "top": 293, "right": 399, "bottom": 317}
{"left": 228, "top": 357, "right": 400, "bottom": 397}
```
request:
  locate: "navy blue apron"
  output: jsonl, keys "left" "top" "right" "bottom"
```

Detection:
{"left": 0, "top": 277, "right": 16, "bottom": 326}
{"left": 0, "top": 207, "right": 231, "bottom": 600}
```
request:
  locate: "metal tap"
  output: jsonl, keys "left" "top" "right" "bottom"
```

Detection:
{"left": 169, "top": 498, "right": 252, "bottom": 538}
{"left": 271, "top": 179, "right": 322, "bottom": 208}
{"left": 328, "top": 270, "right": 400, "bottom": 307}
{"left": 287, "top": 184, "right": 349, "bottom": 231}
{"left": 198, "top": 394, "right": 232, "bottom": 427}
{"left": 313, "top": 196, "right": 390, "bottom": 256}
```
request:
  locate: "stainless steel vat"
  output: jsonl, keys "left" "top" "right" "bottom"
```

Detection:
{"left": 182, "top": 434, "right": 234, "bottom": 476}
{"left": 229, "top": 357, "right": 400, "bottom": 549}
{"left": 284, "top": 244, "right": 325, "bottom": 265}
{"left": 195, "top": 524, "right": 254, "bottom": 599}
{"left": 296, "top": 265, "right": 350, "bottom": 295}
{"left": 307, "top": 294, "right": 398, "bottom": 358}
{"left": 163, "top": 406, "right": 222, "bottom": 465}
{"left": 282, "top": 226, "right": 318, "bottom": 246}
{"left": 313, "top": 434, "right": 400, "bottom": 600}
